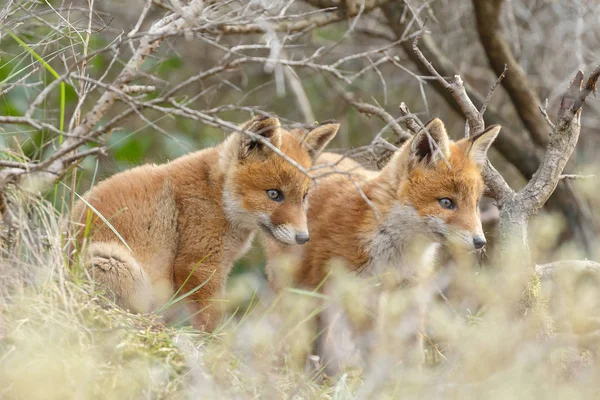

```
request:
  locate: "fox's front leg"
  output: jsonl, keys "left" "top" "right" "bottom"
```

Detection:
{"left": 172, "top": 259, "right": 224, "bottom": 332}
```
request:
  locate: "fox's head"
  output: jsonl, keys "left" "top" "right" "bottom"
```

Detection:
{"left": 222, "top": 115, "right": 339, "bottom": 245}
{"left": 387, "top": 118, "right": 500, "bottom": 251}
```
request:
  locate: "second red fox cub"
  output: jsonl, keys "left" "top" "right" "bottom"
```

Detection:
{"left": 72, "top": 115, "right": 339, "bottom": 331}
{"left": 265, "top": 118, "right": 500, "bottom": 371}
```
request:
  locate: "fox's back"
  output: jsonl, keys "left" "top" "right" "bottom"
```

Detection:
{"left": 73, "top": 162, "right": 178, "bottom": 268}
{"left": 314, "top": 152, "right": 378, "bottom": 181}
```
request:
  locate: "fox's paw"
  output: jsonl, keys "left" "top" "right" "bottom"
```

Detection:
{"left": 85, "top": 248, "right": 153, "bottom": 314}
{"left": 91, "top": 255, "right": 122, "bottom": 272}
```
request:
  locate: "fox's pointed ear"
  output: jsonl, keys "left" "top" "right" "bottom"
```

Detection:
{"left": 302, "top": 120, "right": 340, "bottom": 160}
{"left": 239, "top": 115, "right": 282, "bottom": 158}
{"left": 409, "top": 118, "right": 450, "bottom": 167}
{"left": 468, "top": 125, "right": 500, "bottom": 166}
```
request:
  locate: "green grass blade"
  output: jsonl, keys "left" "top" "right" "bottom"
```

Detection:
{"left": 8, "top": 31, "right": 66, "bottom": 140}
{"left": 283, "top": 287, "right": 329, "bottom": 300}
{"left": 155, "top": 260, "right": 214, "bottom": 314}
{"left": 71, "top": 190, "right": 134, "bottom": 255}
{"left": 210, "top": 309, "right": 239, "bottom": 336}
{"left": 160, "top": 268, "right": 216, "bottom": 313}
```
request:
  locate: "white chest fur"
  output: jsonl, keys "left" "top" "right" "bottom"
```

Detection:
{"left": 364, "top": 203, "right": 440, "bottom": 279}
{"left": 221, "top": 189, "right": 257, "bottom": 266}
{"left": 222, "top": 229, "right": 255, "bottom": 268}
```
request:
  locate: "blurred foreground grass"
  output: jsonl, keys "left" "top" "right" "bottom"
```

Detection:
{"left": 1, "top": 190, "right": 600, "bottom": 400}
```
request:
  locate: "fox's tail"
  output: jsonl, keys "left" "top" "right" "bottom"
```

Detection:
{"left": 85, "top": 242, "right": 153, "bottom": 314}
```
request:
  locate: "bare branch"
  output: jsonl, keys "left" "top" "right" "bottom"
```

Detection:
{"left": 480, "top": 63, "right": 507, "bottom": 117}
{"left": 0, "top": 116, "right": 66, "bottom": 137}
{"left": 0, "top": 160, "right": 29, "bottom": 169}
{"left": 60, "top": 147, "right": 108, "bottom": 165}
{"left": 516, "top": 67, "right": 600, "bottom": 216}
{"left": 339, "top": 93, "right": 412, "bottom": 143}
{"left": 536, "top": 260, "right": 600, "bottom": 280}
{"left": 539, "top": 99, "right": 556, "bottom": 130}
{"left": 412, "top": 34, "right": 484, "bottom": 135}
{"left": 473, "top": 0, "right": 550, "bottom": 148}
{"left": 128, "top": 0, "right": 153, "bottom": 38}
{"left": 560, "top": 174, "right": 597, "bottom": 180}
{"left": 398, "top": 102, "right": 421, "bottom": 134}
{"left": 122, "top": 85, "right": 157, "bottom": 94}
{"left": 196, "top": 0, "right": 391, "bottom": 35}
{"left": 381, "top": 1, "right": 538, "bottom": 175}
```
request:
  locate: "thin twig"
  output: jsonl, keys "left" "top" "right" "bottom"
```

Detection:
{"left": 480, "top": 63, "right": 507, "bottom": 118}
{"left": 559, "top": 174, "right": 597, "bottom": 180}
{"left": 412, "top": 34, "right": 484, "bottom": 135}
{"left": 539, "top": 98, "right": 556, "bottom": 130}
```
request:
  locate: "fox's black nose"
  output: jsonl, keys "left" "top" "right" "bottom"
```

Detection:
{"left": 473, "top": 236, "right": 487, "bottom": 249}
{"left": 295, "top": 232, "right": 310, "bottom": 245}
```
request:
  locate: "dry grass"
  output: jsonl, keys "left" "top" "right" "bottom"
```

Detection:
{"left": 1, "top": 188, "right": 600, "bottom": 400}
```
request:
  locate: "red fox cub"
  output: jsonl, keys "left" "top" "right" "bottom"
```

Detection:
{"left": 72, "top": 115, "right": 339, "bottom": 331}
{"left": 265, "top": 118, "right": 500, "bottom": 372}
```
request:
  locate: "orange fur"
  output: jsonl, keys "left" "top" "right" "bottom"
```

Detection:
{"left": 72, "top": 115, "right": 339, "bottom": 331}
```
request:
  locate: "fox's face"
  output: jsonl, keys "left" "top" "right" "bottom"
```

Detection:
{"left": 395, "top": 118, "right": 500, "bottom": 251}
{"left": 223, "top": 116, "right": 339, "bottom": 245}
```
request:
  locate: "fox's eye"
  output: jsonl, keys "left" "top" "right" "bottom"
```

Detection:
{"left": 266, "top": 189, "right": 284, "bottom": 202}
{"left": 438, "top": 198, "right": 455, "bottom": 210}
{"left": 302, "top": 192, "right": 308, "bottom": 202}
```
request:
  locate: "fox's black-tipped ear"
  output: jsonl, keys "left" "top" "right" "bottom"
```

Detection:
{"left": 468, "top": 125, "right": 500, "bottom": 166}
{"left": 302, "top": 120, "right": 340, "bottom": 160}
{"left": 239, "top": 115, "right": 282, "bottom": 158}
{"left": 409, "top": 118, "right": 450, "bottom": 166}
